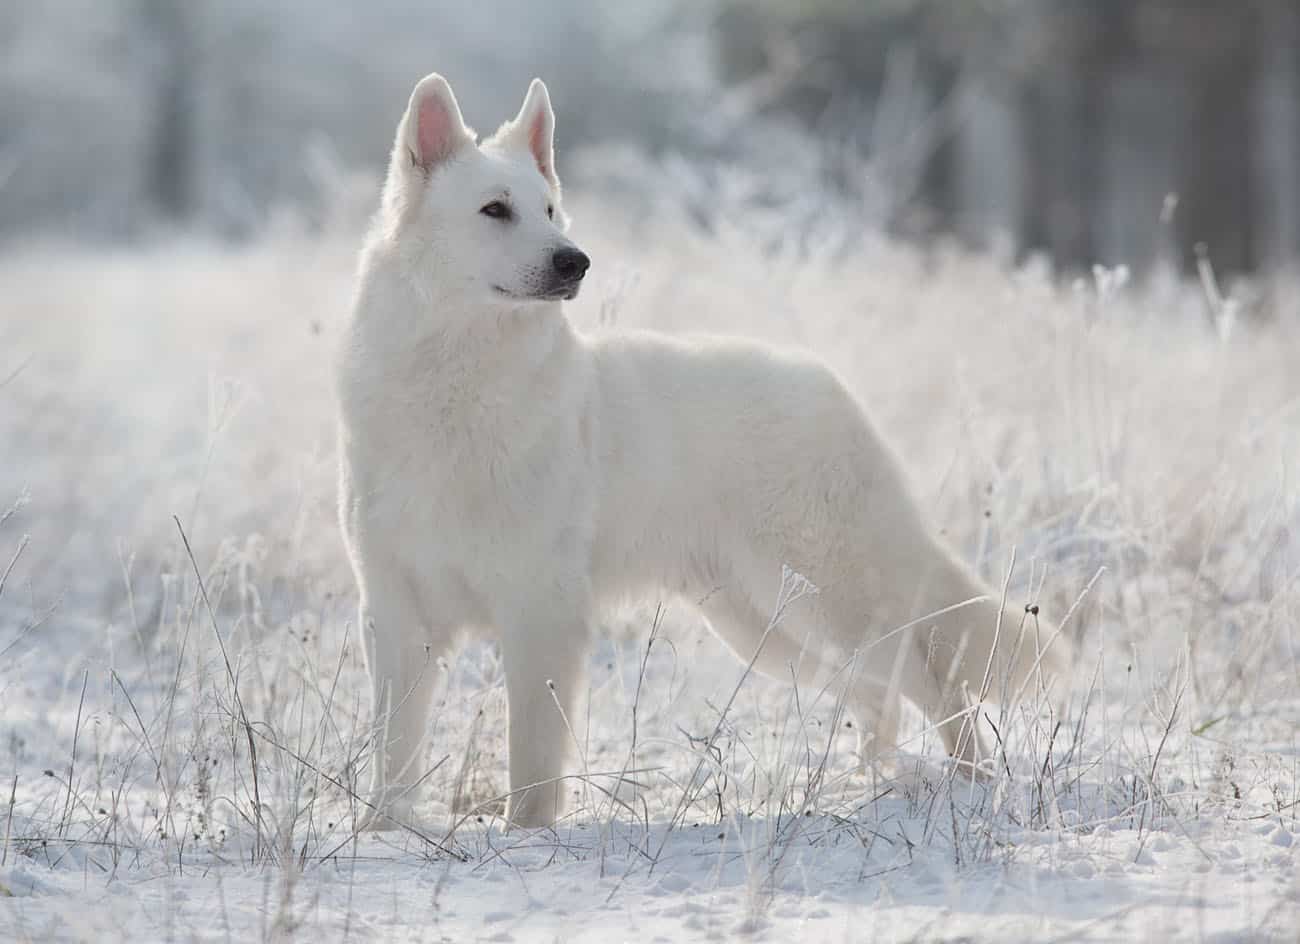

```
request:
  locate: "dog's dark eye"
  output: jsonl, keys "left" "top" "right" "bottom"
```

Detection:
{"left": 480, "top": 200, "right": 511, "bottom": 220}
{"left": 546, "top": 204, "right": 555, "bottom": 220}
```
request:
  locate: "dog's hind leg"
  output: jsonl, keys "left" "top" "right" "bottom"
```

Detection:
{"left": 699, "top": 586, "right": 905, "bottom": 762}
{"left": 697, "top": 585, "right": 833, "bottom": 688}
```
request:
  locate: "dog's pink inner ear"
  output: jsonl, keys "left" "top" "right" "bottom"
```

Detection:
{"left": 417, "top": 95, "right": 456, "bottom": 168}
{"left": 528, "top": 113, "right": 553, "bottom": 181}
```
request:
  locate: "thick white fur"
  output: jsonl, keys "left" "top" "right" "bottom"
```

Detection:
{"left": 336, "top": 74, "right": 1070, "bottom": 829}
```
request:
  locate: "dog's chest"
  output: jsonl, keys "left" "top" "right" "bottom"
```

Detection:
{"left": 350, "top": 391, "right": 588, "bottom": 564}
{"left": 339, "top": 319, "right": 597, "bottom": 591}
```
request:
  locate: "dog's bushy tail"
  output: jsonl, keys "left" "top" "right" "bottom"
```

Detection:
{"left": 926, "top": 554, "right": 1075, "bottom": 720}
{"left": 915, "top": 559, "right": 1075, "bottom": 764}
{"left": 967, "top": 597, "right": 1073, "bottom": 707}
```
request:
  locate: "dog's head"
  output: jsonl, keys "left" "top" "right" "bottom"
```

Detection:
{"left": 380, "top": 74, "right": 588, "bottom": 305}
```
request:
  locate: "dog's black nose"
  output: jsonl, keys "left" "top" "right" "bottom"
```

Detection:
{"left": 552, "top": 247, "right": 590, "bottom": 281}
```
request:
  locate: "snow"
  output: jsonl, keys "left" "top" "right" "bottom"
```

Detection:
{"left": 1, "top": 194, "right": 1298, "bottom": 941}
{"left": 1, "top": 809, "right": 1295, "bottom": 940}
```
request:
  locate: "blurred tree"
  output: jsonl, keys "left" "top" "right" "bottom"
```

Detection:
{"left": 137, "top": 0, "right": 196, "bottom": 220}
{"left": 0, "top": 0, "right": 153, "bottom": 239}
{"left": 715, "top": 0, "right": 1300, "bottom": 274}
{"left": 0, "top": 0, "right": 689, "bottom": 241}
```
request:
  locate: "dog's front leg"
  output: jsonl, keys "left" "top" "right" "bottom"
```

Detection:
{"left": 356, "top": 570, "right": 447, "bottom": 831}
{"left": 499, "top": 600, "right": 590, "bottom": 828}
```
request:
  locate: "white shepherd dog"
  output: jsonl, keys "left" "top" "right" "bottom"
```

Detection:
{"left": 336, "top": 74, "right": 1070, "bottom": 828}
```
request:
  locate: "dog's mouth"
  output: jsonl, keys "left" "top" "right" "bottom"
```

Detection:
{"left": 493, "top": 283, "right": 582, "bottom": 302}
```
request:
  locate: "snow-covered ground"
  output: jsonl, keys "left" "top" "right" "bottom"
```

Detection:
{"left": 1, "top": 197, "right": 1297, "bottom": 941}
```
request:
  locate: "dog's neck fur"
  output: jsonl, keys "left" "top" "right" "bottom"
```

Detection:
{"left": 341, "top": 237, "right": 582, "bottom": 434}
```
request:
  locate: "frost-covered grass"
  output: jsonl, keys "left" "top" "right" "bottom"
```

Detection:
{"left": 0, "top": 193, "right": 1298, "bottom": 941}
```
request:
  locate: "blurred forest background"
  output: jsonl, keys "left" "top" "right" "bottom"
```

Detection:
{"left": 2, "top": 0, "right": 1298, "bottom": 277}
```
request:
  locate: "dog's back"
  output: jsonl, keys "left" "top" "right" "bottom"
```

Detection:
{"left": 585, "top": 330, "right": 1069, "bottom": 757}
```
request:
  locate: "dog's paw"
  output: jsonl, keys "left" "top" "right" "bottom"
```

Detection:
{"left": 504, "top": 783, "right": 563, "bottom": 830}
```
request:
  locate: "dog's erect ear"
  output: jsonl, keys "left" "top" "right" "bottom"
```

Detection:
{"left": 397, "top": 74, "right": 474, "bottom": 173}
{"left": 497, "top": 78, "right": 558, "bottom": 189}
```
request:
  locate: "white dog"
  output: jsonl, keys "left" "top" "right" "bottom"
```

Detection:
{"left": 335, "top": 74, "right": 1069, "bottom": 829}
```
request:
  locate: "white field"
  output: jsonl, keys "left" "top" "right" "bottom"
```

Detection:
{"left": 0, "top": 194, "right": 1297, "bottom": 942}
